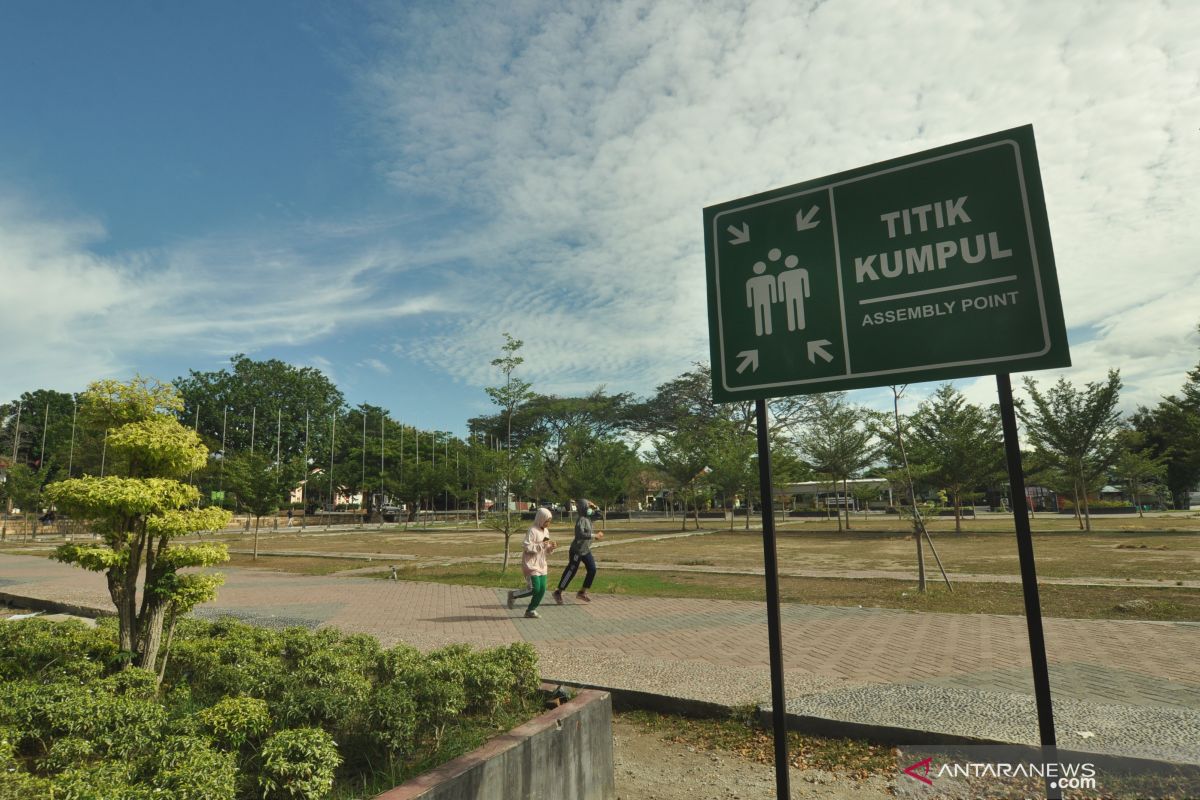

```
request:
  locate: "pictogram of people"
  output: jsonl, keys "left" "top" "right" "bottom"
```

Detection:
{"left": 746, "top": 259, "right": 778, "bottom": 337}
{"left": 777, "top": 254, "right": 810, "bottom": 331}
{"left": 745, "top": 247, "right": 810, "bottom": 337}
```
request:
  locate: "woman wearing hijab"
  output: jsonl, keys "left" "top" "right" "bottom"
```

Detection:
{"left": 510, "top": 507, "right": 557, "bottom": 618}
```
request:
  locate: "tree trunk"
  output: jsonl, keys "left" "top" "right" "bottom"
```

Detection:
{"left": 915, "top": 531, "right": 927, "bottom": 593}
{"left": 1081, "top": 486, "right": 1092, "bottom": 532}
{"left": 843, "top": 478, "right": 851, "bottom": 531}
{"left": 136, "top": 599, "right": 168, "bottom": 672}
{"left": 253, "top": 516, "right": 260, "bottom": 559}
{"left": 953, "top": 489, "right": 962, "bottom": 534}
{"left": 1080, "top": 482, "right": 1089, "bottom": 532}
{"left": 157, "top": 615, "right": 178, "bottom": 687}
{"left": 502, "top": 530, "right": 511, "bottom": 572}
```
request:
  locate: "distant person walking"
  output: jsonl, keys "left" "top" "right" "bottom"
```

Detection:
{"left": 553, "top": 497, "right": 604, "bottom": 604}
{"left": 507, "top": 508, "right": 557, "bottom": 618}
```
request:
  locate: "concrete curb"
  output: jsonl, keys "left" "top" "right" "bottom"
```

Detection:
{"left": 547, "top": 676, "right": 1200, "bottom": 776}
{"left": 0, "top": 591, "right": 110, "bottom": 619}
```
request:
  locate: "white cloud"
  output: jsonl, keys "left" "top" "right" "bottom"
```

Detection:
{"left": 0, "top": 195, "right": 446, "bottom": 400}
{"left": 361, "top": 0, "right": 1200, "bottom": 409}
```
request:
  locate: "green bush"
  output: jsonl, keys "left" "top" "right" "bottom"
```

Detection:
{"left": 259, "top": 728, "right": 341, "bottom": 800}
{"left": 1059, "top": 498, "right": 1133, "bottom": 510}
{"left": 0, "top": 617, "right": 541, "bottom": 799}
{"left": 147, "top": 735, "right": 237, "bottom": 800}
{"left": 197, "top": 696, "right": 271, "bottom": 750}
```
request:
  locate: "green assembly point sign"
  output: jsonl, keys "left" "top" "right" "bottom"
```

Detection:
{"left": 704, "top": 125, "right": 1070, "bottom": 403}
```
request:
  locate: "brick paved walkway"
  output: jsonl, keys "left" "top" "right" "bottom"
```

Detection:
{"left": 3, "top": 553, "right": 1198, "bottom": 762}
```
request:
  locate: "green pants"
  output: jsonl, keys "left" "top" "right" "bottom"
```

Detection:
{"left": 527, "top": 574, "right": 547, "bottom": 612}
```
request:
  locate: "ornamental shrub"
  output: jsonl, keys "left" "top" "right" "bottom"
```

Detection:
{"left": 197, "top": 696, "right": 271, "bottom": 750}
{"left": 0, "top": 616, "right": 542, "bottom": 799}
{"left": 259, "top": 728, "right": 341, "bottom": 800}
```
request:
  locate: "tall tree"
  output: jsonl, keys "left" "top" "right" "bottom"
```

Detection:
{"left": 1131, "top": 325, "right": 1200, "bottom": 508}
{"left": 794, "top": 393, "right": 878, "bottom": 531}
{"left": 484, "top": 333, "right": 535, "bottom": 568}
{"left": 653, "top": 424, "right": 713, "bottom": 531}
{"left": 559, "top": 430, "right": 641, "bottom": 521}
{"left": 907, "top": 385, "right": 1005, "bottom": 532}
{"left": 44, "top": 377, "right": 231, "bottom": 677}
{"left": 1113, "top": 431, "right": 1168, "bottom": 517}
{"left": 224, "top": 451, "right": 299, "bottom": 556}
{"left": 703, "top": 418, "right": 759, "bottom": 529}
{"left": 1019, "top": 370, "right": 1123, "bottom": 531}
{"left": 173, "top": 355, "right": 345, "bottom": 492}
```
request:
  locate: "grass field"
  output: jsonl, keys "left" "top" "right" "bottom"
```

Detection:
{"left": 10, "top": 512, "right": 1199, "bottom": 621}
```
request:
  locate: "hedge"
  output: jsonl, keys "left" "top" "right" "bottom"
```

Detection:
{"left": 0, "top": 617, "right": 541, "bottom": 799}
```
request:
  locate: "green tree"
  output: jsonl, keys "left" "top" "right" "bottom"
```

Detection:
{"left": 44, "top": 377, "right": 232, "bottom": 677}
{"left": 1131, "top": 326, "right": 1200, "bottom": 508}
{"left": 224, "top": 451, "right": 298, "bottom": 556}
{"left": 907, "top": 385, "right": 1004, "bottom": 533}
{"left": 484, "top": 333, "right": 535, "bottom": 566}
{"left": 794, "top": 393, "right": 878, "bottom": 531}
{"left": 653, "top": 425, "right": 712, "bottom": 531}
{"left": 0, "top": 463, "right": 50, "bottom": 538}
{"left": 1113, "top": 431, "right": 1168, "bottom": 517}
{"left": 173, "top": 354, "right": 345, "bottom": 505}
{"left": 702, "top": 418, "right": 759, "bottom": 529}
{"left": 559, "top": 431, "right": 641, "bottom": 521}
{"left": 1019, "top": 370, "right": 1123, "bottom": 531}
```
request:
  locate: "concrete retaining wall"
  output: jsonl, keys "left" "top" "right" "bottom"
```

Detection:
{"left": 375, "top": 689, "right": 615, "bottom": 800}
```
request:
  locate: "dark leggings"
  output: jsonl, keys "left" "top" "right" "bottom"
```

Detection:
{"left": 556, "top": 551, "right": 596, "bottom": 591}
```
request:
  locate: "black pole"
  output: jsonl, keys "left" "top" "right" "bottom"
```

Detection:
{"left": 996, "top": 373, "right": 1060, "bottom": 800}
{"left": 755, "top": 398, "right": 790, "bottom": 798}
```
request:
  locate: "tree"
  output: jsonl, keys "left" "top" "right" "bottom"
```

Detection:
{"left": 173, "top": 354, "right": 345, "bottom": 505}
{"left": 1113, "top": 431, "right": 1168, "bottom": 517}
{"left": 1131, "top": 325, "right": 1200, "bottom": 508}
{"left": 559, "top": 431, "right": 641, "bottom": 521}
{"left": 703, "top": 418, "right": 759, "bottom": 529}
{"left": 224, "top": 451, "right": 298, "bottom": 557}
{"left": 484, "top": 333, "right": 535, "bottom": 567}
{"left": 0, "top": 463, "right": 50, "bottom": 539}
{"left": 794, "top": 393, "right": 877, "bottom": 531}
{"left": 44, "top": 377, "right": 232, "bottom": 678}
{"left": 907, "top": 385, "right": 1005, "bottom": 533}
{"left": 653, "top": 425, "right": 712, "bottom": 531}
{"left": 1019, "top": 370, "right": 1123, "bottom": 531}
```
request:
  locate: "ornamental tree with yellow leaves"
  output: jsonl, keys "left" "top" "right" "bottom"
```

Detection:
{"left": 44, "top": 377, "right": 232, "bottom": 677}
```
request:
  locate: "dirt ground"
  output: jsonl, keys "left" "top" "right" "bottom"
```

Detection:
{"left": 612, "top": 716, "right": 896, "bottom": 800}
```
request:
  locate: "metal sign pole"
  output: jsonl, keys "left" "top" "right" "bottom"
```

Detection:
{"left": 755, "top": 398, "right": 791, "bottom": 798}
{"left": 996, "top": 373, "right": 1060, "bottom": 800}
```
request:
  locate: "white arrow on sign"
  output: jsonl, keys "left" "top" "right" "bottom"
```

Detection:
{"left": 736, "top": 349, "right": 759, "bottom": 374}
{"left": 807, "top": 340, "right": 834, "bottom": 364}
{"left": 795, "top": 206, "right": 820, "bottom": 231}
{"left": 726, "top": 223, "right": 750, "bottom": 245}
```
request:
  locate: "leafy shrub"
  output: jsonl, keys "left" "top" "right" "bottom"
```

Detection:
{"left": 147, "top": 735, "right": 237, "bottom": 800}
{"left": 1060, "top": 498, "right": 1133, "bottom": 510}
{"left": 0, "top": 617, "right": 118, "bottom": 682}
{"left": 197, "top": 696, "right": 271, "bottom": 750}
{"left": 0, "top": 617, "right": 541, "bottom": 799}
{"left": 367, "top": 681, "right": 418, "bottom": 753}
{"left": 38, "top": 736, "right": 96, "bottom": 772}
{"left": 259, "top": 728, "right": 341, "bottom": 800}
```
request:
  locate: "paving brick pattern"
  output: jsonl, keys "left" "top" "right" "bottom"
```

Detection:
{"left": 2, "top": 553, "right": 1197, "bottom": 712}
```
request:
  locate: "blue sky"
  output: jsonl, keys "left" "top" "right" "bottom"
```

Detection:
{"left": 2, "top": 1, "right": 1198, "bottom": 434}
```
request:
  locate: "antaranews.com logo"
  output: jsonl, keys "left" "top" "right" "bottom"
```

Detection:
{"left": 902, "top": 754, "right": 1097, "bottom": 791}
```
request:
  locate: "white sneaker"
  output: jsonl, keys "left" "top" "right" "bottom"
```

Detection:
{"left": 524, "top": 609, "right": 539, "bottom": 618}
